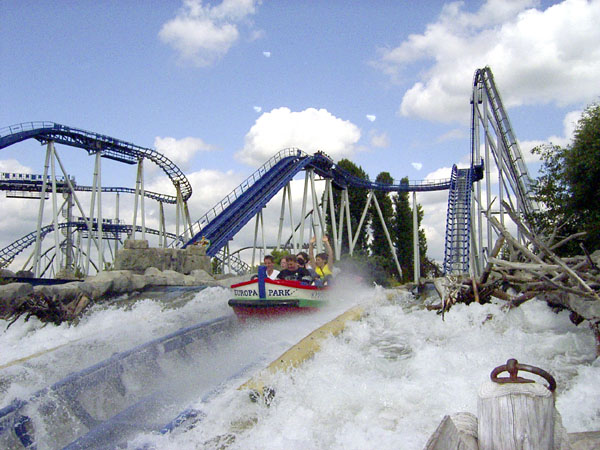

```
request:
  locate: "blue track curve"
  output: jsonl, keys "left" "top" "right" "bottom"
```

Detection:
{"left": 183, "top": 149, "right": 483, "bottom": 257}
{"left": 0, "top": 122, "right": 192, "bottom": 201}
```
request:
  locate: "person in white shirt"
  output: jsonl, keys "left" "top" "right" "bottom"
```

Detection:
{"left": 264, "top": 255, "right": 280, "bottom": 280}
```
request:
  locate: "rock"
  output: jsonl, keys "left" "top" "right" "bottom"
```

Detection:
{"left": 0, "top": 283, "right": 34, "bottom": 317}
{"left": 0, "top": 269, "right": 16, "bottom": 279}
{"left": 190, "top": 269, "right": 215, "bottom": 283}
{"left": 124, "top": 239, "right": 149, "bottom": 249}
{"left": 162, "top": 270, "right": 186, "bottom": 286}
{"left": 15, "top": 270, "right": 34, "bottom": 278}
{"left": 79, "top": 279, "right": 113, "bottom": 299}
{"left": 33, "top": 282, "right": 82, "bottom": 304}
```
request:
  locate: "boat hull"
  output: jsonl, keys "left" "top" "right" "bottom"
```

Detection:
{"left": 229, "top": 278, "right": 327, "bottom": 318}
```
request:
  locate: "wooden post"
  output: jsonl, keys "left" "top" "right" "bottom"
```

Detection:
{"left": 478, "top": 381, "right": 555, "bottom": 449}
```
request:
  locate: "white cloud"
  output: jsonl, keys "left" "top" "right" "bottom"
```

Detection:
{"left": 369, "top": 130, "right": 389, "bottom": 148}
{"left": 236, "top": 107, "right": 361, "bottom": 166}
{"left": 253, "top": 106, "right": 262, "bottom": 113}
{"left": 411, "top": 162, "right": 423, "bottom": 171}
{"left": 0, "top": 159, "right": 32, "bottom": 174}
{"left": 262, "top": 51, "right": 271, "bottom": 58}
{"left": 159, "top": 0, "right": 260, "bottom": 66}
{"left": 376, "top": 0, "right": 600, "bottom": 123}
{"left": 153, "top": 136, "right": 215, "bottom": 171}
{"left": 366, "top": 114, "right": 376, "bottom": 122}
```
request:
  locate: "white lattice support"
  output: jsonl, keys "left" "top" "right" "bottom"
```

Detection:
{"left": 276, "top": 184, "right": 287, "bottom": 251}
{"left": 352, "top": 190, "right": 373, "bottom": 252}
{"left": 412, "top": 191, "right": 420, "bottom": 283}
{"left": 49, "top": 143, "right": 61, "bottom": 275}
{"left": 115, "top": 193, "right": 120, "bottom": 255}
{"left": 299, "top": 170, "right": 310, "bottom": 251}
{"left": 327, "top": 179, "right": 340, "bottom": 261}
{"left": 287, "top": 182, "right": 296, "bottom": 251}
{"left": 344, "top": 189, "right": 353, "bottom": 256}
{"left": 309, "top": 170, "right": 324, "bottom": 253}
{"left": 33, "top": 143, "right": 52, "bottom": 277}
{"left": 372, "top": 192, "right": 403, "bottom": 279}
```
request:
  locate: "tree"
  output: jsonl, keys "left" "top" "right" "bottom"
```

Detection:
{"left": 532, "top": 102, "right": 600, "bottom": 254}
{"left": 369, "top": 172, "right": 394, "bottom": 258}
{"left": 393, "top": 177, "right": 413, "bottom": 281}
{"left": 326, "top": 159, "right": 370, "bottom": 255}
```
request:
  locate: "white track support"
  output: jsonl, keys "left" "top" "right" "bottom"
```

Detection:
{"left": 327, "top": 180, "right": 340, "bottom": 260}
{"left": 53, "top": 150, "right": 99, "bottom": 255}
{"left": 309, "top": 171, "right": 324, "bottom": 252}
{"left": 50, "top": 143, "right": 61, "bottom": 275}
{"left": 286, "top": 183, "right": 297, "bottom": 251}
{"left": 115, "top": 193, "right": 120, "bottom": 255}
{"left": 159, "top": 202, "right": 166, "bottom": 248}
{"left": 344, "top": 189, "right": 353, "bottom": 255}
{"left": 412, "top": 191, "right": 420, "bottom": 283}
{"left": 139, "top": 159, "right": 145, "bottom": 240}
{"left": 251, "top": 210, "right": 262, "bottom": 267}
{"left": 337, "top": 189, "right": 346, "bottom": 256}
{"left": 299, "top": 171, "right": 310, "bottom": 251}
{"left": 352, "top": 191, "right": 373, "bottom": 252}
{"left": 32, "top": 143, "right": 52, "bottom": 277}
{"left": 175, "top": 184, "right": 182, "bottom": 241}
{"left": 484, "top": 93, "right": 493, "bottom": 257}
{"left": 96, "top": 151, "right": 104, "bottom": 271}
{"left": 86, "top": 151, "right": 101, "bottom": 275}
{"left": 183, "top": 202, "right": 192, "bottom": 240}
{"left": 276, "top": 184, "right": 287, "bottom": 250}
{"left": 132, "top": 159, "right": 142, "bottom": 240}
{"left": 371, "top": 192, "right": 403, "bottom": 279}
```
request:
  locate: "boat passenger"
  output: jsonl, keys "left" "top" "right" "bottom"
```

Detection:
{"left": 297, "top": 251, "right": 317, "bottom": 278}
{"left": 280, "top": 256, "right": 288, "bottom": 271}
{"left": 309, "top": 235, "right": 334, "bottom": 285}
{"left": 276, "top": 254, "right": 312, "bottom": 282}
{"left": 264, "top": 255, "right": 280, "bottom": 280}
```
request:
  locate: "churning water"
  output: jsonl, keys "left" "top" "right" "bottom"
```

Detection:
{"left": 1, "top": 279, "right": 599, "bottom": 449}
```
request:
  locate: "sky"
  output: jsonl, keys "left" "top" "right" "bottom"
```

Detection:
{"left": 1, "top": 0, "right": 600, "bottom": 268}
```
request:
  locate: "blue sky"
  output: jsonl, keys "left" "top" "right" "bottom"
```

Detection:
{"left": 1, "top": 0, "right": 600, "bottom": 264}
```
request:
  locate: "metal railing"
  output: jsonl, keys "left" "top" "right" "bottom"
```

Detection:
{"left": 181, "top": 148, "right": 306, "bottom": 242}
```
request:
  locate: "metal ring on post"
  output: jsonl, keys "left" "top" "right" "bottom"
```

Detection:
{"left": 491, "top": 358, "right": 556, "bottom": 392}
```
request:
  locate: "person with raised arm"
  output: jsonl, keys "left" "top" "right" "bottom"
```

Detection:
{"left": 309, "top": 235, "right": 334, "bottom": 284}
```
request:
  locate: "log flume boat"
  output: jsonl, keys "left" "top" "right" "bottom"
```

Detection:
{"left": 228, "top": 267, "right": 328, "bottom": 318}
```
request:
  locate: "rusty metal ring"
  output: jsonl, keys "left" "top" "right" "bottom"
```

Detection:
{"left": 490, "top": 358, "right": 556, "bottom": 392}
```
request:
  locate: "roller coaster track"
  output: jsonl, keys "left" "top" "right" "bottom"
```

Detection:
{"left": 0, "top": 177, "right": 177, "bottom": 204}
{"left": 472, "top": 67, "right": 538, "bottom": 218}
{"left": 443, "top": 166, "right": 475, "bottom": 275}
{"left": 0, "top": 122, "right": 192, "bottom": 201}
{"left": 0, "top": 222, "right": 178, "bottom": 269}
{"left": 181, "top": 149, "right": 478, "bottom": 257}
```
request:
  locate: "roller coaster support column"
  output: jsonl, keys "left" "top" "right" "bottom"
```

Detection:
{"left": 159, "top": 201, "right": 166, "bottom": 248}
{"left": 371, "top": 190, "right": 403, "bottom": 280}
{"left": 276, "top": 184, "right": 287, "bottom": 250}
{"left": 50, "top": 142, "right": 61, "bottom": 275}
{"left": 64, "top": 191, "right": 74, "bottom": 272}
{"left": 54, "top": 149, "right": 99, "bottom": 273}
{"left": 251, "top": 210, "right": 266, "bottom": 267}
{"left": 86, "top": 151, "right": 103, "bottom": 274}
{"left": 309, "top": 170, "right": 325, "bottom": 252}
{"left": 32, "top": 142, "right": 52, "bottom": 277}
{"left": 299, "top": 171, "right": 310, "bottom": 252}
{"left": 337, "top": 188, "right": 353, "bottom": 256}
{"left": 413, "top": 191, "right": 420, "bottom": 283}
{"left": 327, "top": 179, "right": 340, "bottom": 261}
{"left": 132, "top": 159, "right": 145, "bottom": 240}
{"left": 115, "top": 193, "right": 120, "bottom": 255}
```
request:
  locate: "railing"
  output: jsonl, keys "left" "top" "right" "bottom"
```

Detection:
{"left": 181, "top": 148, "right": 306, "bottom": 243}
{"left": 0, "top": 121, "right": 57, "bottom": 138}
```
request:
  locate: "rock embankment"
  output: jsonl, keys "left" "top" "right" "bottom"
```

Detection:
{"left": 0, "top": 267, "right": 246, "bottom": 322}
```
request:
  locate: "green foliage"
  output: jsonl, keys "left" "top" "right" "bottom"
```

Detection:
{"left": 532, "top": 102, "right": 600, "bottom": 254}
{"left": 270, "top": 248, "right": 291, "bottom": 266}
{"left": 393, "top": 177, "right": 413, "bottom": 281}
{"left": 369, "top": 172, "right": 394, "bottom": 259}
